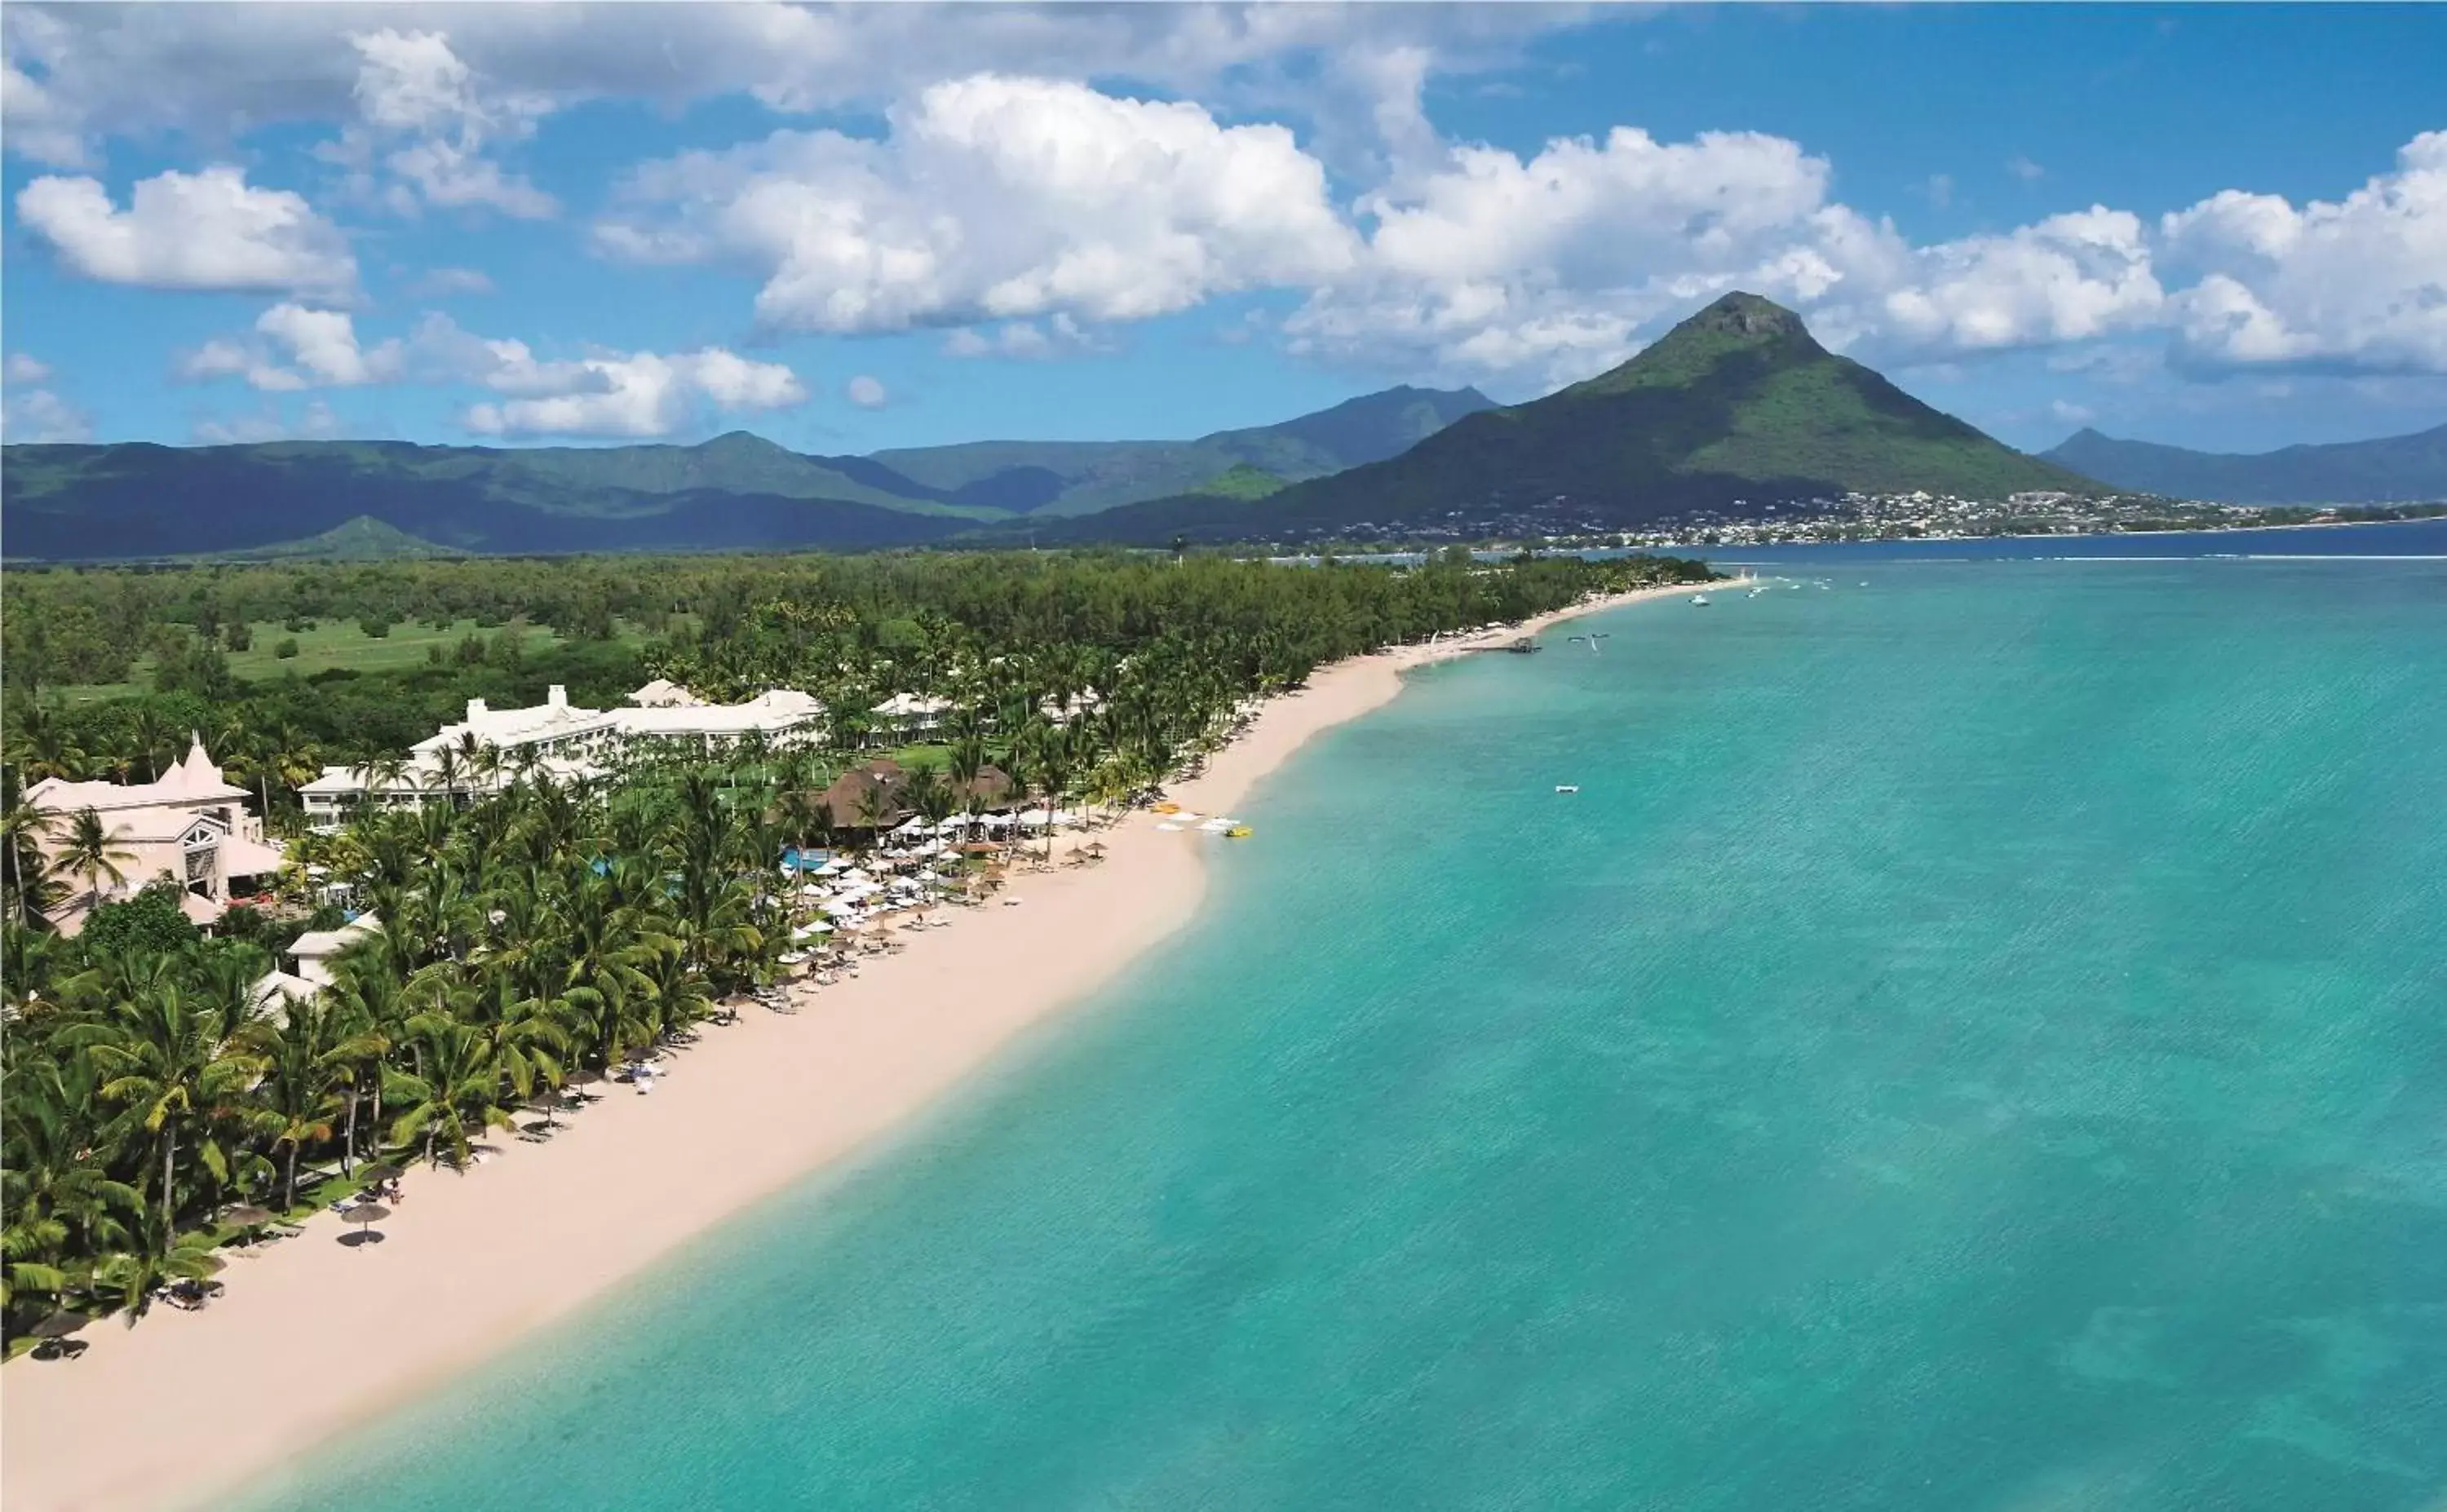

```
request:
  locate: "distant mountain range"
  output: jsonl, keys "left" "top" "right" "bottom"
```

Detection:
{"left": 0, "top": 385, "right": 1495, "bottom": 560}
{"left": 1041, "top": 292, "right": 2100, "bottom": 545}
{"left": 7, "top": 294, "right": 2132, "bottom": 558}
{"left": 872, "top": 385, "right": 1495, "bottom": 515}
{"left": 2041, "top": 422, "right": 2447, "bottom": 505}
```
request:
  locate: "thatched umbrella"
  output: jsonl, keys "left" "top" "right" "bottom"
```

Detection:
{"left": 339, "top": 1205, "right": 391, "bottom": 1249}
{"left": 29, "top": 1310, "right": 90, "bottom": 1341}
{"left": 566, "top": 1068, "right": 604, "bottom": 1100}
{"left": 359, "top": 1162, "right": 403, "bottom": 1185}
{"left": 221, "top": 1205, "right": 276, "bottom": 1230}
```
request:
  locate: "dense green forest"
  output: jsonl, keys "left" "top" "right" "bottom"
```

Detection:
{"left": 2, "top": 385, "right": 1497, "bottom": 559}
{"left": 2, "top": 546, "right": 1714, "bottom": 1349}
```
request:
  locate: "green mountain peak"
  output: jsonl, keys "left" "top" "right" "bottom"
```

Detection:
{"left": 1560, "top": 290, "right": 1820, "bottom": 400}
{"left": 1078, "top": 292, "right": 2104, "bottom": 542}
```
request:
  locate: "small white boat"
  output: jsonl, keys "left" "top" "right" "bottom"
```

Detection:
{"left": 1555, "top": 784, "right": 1579, "bottom": 794}
{"left": 1690, "top": 594, "right": 1710, "bottom": 606}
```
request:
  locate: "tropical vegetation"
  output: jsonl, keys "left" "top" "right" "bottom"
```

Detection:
{"left": 2, "top": 545, "right": 1716, "bottom": 1349}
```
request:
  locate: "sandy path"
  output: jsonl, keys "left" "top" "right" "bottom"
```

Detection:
{"left": 0, "top": 583, "right": 1693, "bottom": 1512}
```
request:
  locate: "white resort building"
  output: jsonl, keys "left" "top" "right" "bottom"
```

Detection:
{"left": 26, "top": 735, "right": 289, "bottom": 935}
{"left": 299, "top": 683, "right": 826, "bottom": 830}
{"left": 869, "top": 692, "right": 952, "bottom": 740}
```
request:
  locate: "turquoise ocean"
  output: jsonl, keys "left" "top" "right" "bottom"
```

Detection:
{"left": 244, "top": 550, "right": 2447, "bottom": 1511}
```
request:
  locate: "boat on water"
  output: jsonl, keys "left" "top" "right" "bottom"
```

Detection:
{"left": 1555, "top": 784, "right": 1579, "bottom": 794}
{"left": 1691, "top": 594, "right": 1710, "bottom": 606}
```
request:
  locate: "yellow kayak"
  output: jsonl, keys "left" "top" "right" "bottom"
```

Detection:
{"left": 1226, "top": 826, "right": 1253, "bottom": 838}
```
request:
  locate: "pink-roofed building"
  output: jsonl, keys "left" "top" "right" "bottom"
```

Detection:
{"left": 25, "top": 733, "right": 288, "bottom": 935}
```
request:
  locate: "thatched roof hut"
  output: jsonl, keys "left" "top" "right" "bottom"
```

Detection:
{"left": 821, "top": 758, "right": 908, "bottom": 830}
{"left": 956, "top": 764, "right": 1016, "bottom": 808}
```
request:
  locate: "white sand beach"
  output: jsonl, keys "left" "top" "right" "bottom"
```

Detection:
{"left": 0, "top": 582, "right": 1692, "bottom": 1512}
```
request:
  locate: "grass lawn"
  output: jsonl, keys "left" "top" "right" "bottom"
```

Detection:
{"left": 52, "top": 618, "right": 659, "bottom": 703}
{"left": 884, "top": 741, "right": 955, "bottom": 770}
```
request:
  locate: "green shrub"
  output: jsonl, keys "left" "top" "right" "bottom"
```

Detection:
{"left": 275, "top": 637, "right": 301, "bottom": 659}
{"left": 80, "top": 880, "right": 201, "bottom": 957}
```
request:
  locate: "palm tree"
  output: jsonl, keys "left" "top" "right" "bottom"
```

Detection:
{"left": 354, "top": 753, "right": 414, "bottom": 820}
{"left": 855, "top": 780, "right": 896, "bottom": 842}
{"left": 2, "top": 768, "right": 60, "bottom": 929}
{"left": 256, "top": 995, "right": 343, "bottom": 1211}
{"left": 904, "top": 762, "right": 953, "bottom": 838}
{"left": 130, "top": 705, "right": 178, "bottom": 783}
{"left": 7, "top": 699, "right": 88, "bottom": 783}
{"left": 94, "top": 1225, "right": 226, "bottom": 1322}
{"left": 2, "top": 1052, "right": 144, "bottom": 1317}
{"left": 431, "top": 745, "right": 466, "bottom": 811}
{"left": 554, "top": 867, "right": 675, "bottom": 1071}
{"left": 265, "top": 723, "right": 321, "bottom": 822}
{"left": 67, "top": 979, "right": 269, "bottom": 1229}
{"left": 1031, "top": 727, "right": 1076, "bottom": 860}
{"left": 51, "top": 807, "right": 135, "bottom": 913}
{"left": 322, "top": 952, "right": 409, "bottom": 1175}
{"left": 384, "top": 1017, "right": 513, "bottom": 1169}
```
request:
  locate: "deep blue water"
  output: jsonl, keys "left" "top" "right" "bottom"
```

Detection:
{"left": 1697, "top": 515, "right": 2447, "bottom": 567}
{"left": 241, "top": 555, "right": 2447, "bottom": 1511}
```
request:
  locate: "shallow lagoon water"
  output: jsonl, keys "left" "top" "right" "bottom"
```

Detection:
{"left": 243, "top": 556, "right": 2447, "bottom": 1511}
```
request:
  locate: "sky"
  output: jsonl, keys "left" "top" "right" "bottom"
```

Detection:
{"left": 4, "top": 3, "right": 2444, "bottom": 458}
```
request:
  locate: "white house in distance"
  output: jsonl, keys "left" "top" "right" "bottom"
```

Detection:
{"left": 299, "top": 683, "right": 827, "bottom": 830}
{"left": 25, "top": 735, "right": 288, "bottom": 935}
{"left": 870, "top": 692, "right": 952, "bottom": 740}
{"left": 251, "top": 911, "right": 382, "bottom": 1023}
{"left": 287, "top": 912, "right": 382, "bottom": 988}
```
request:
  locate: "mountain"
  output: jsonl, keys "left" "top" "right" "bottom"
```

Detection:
{"left": 870, "top": 384, "right": 1497, "bottom": 515}
{"left": 1063, "top": 292, "right": 2099, "bottom": 544}
{"left": 2041, "top": 422, "right": 2447, "bottom": 504}
{"left": 0, "top": 439, "right": 973, "bottom": 561}
{"left": 197, "top": 515, "right": 464, "bottom": 562}
{"left": 2, "top": 384, "right": 1495, "bottom": 561}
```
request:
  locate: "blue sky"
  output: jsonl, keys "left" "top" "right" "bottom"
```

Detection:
{"left": 5, "top": 3, "right": 2443, "bottom": 457}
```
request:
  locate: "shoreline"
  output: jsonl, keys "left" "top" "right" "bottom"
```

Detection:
{"left": 0, "top": 581, "right": 1695, "bottom": 1512}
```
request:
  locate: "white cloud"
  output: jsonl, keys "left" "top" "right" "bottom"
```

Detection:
{"left": 1284, "top": 126, "right": 1861, "bottom": 387}
{"left": 176, "top": 304, "right": 402, "bottom": 391}
{"left": 2, "top": 3, "right": 1576, "bottom": 173}
{"left": 16, "top": 165, "right": 356, "bottom": 299}
{"left": 1, "top": 353, "right": 91, "bottom": 442}
{"left": 941, "top": 314, "right": 1111, "bottom": 360}
{"left": 2049, "top": 399, "right": 2096, "bottom": 426}
{"left": 845, "top": 374, "right": 889, "bottom": 409}
{"left": 2159, "top": 131, "right": 2447, "bottom": 373}
{"left": 192, "top": 398, "right": 343, "bottom": 445}
{"left": 1844, "top": 207, "right": 2165, "bottom": 356}
{"left": 325, "top": 29, "right": 555, "bottom": 219}
{"left": 170, "top": 305, "right": 807, "bottom": 437}
{"left": 597, "top": 73, "right": 1358, "bottom": 335}
{"left": 462, "top": 347, "right": 808, "bottom": 438}
{"left": 9, "top": 6, "right": 2442, "bottom": 402}
{"left": 404, "top": 264, "right": 494, "bottom": 298}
